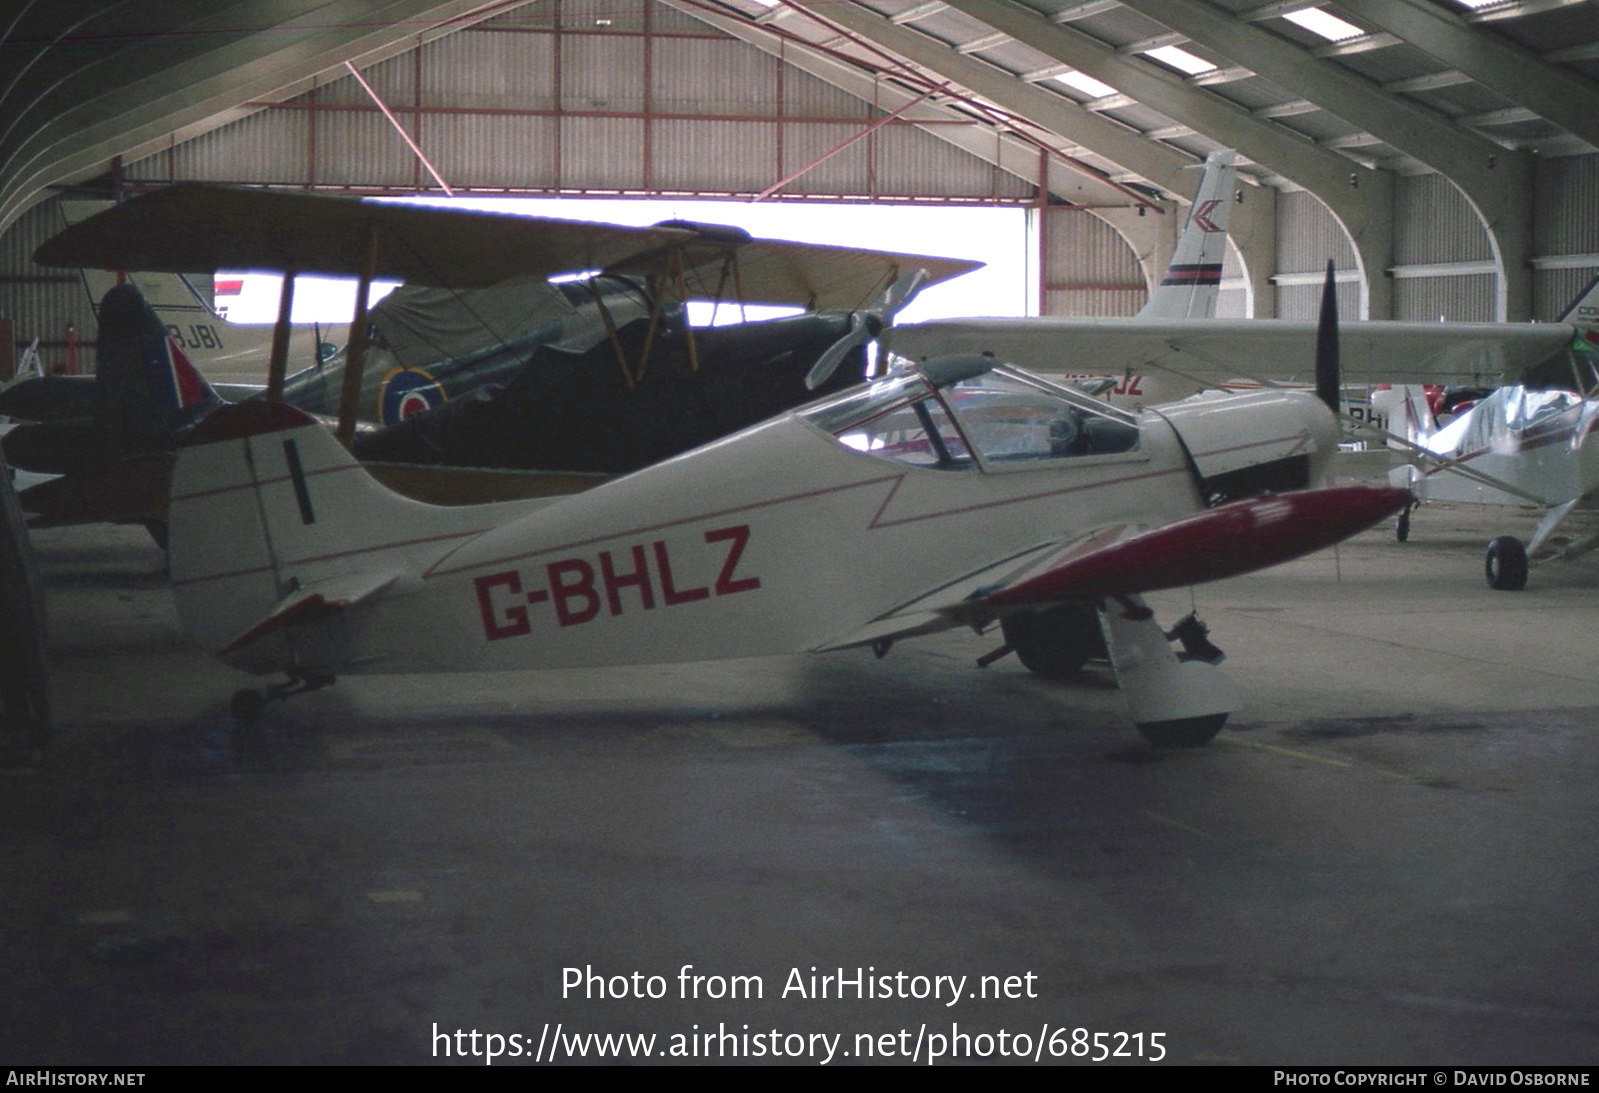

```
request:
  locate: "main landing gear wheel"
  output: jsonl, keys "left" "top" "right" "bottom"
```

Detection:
{"left": 1136, "top": 713, "right": 1229, "bottom": 748}
{"left": 1485, "top": 535, "right": 1528, "bottom": 591}
{"left": 1000, "top": 603, "right": 1105, "bottom": 679}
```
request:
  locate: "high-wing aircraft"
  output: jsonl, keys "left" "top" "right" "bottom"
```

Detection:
{"left": 1367, "top": 289, "right": 1599, "bottom": 590}
{"left": 168, "top": 347, "right": 1404, "bottom": 747}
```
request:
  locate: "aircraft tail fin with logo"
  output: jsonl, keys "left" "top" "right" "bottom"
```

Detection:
{"left": 1139, "top": 149, "right": 1237, "bottom": 320}
{"left": 0, "top": 284, "right": 226, "bottom": 477}
{"left": 92, "top": 283, "right": 225, "bottom": 450}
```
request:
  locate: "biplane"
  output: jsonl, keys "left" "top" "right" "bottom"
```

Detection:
{"left": 15, "top": 186, "right": 978, "bottom": 526}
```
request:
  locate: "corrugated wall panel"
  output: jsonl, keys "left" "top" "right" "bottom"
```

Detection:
{"left": 314, "top": 111, "right": 416, "bottom": 188}
{"left": 783, "top": 67, "right": 872, "bottom": 119}
{"left": 1041, "top": 209, "right": 1142, "bottom": 317}
{"left": 423, "top": 29, "right": 556, "bottom": 111}
{"left": 429, "top": 113, "right": 560, "bottom": 192}
{"left": 1276, "top": 189, "right": 1356, "bottom": 274}
{"left": 1043, "top": 288, "right": 1143, "bottom": 318}
{"left": 1395, "top": 174, "right": 1490, "bottom": 264}
{"left": 0, "top": 203, "right": 99, "bottom": 373}
{"left": 126, "top": 108, "right": 306, "bottom": 185}
{"left": 780, "top": 123, "right": 872, "bottom": 196}
{"left": 874, "top": 124, "right": 1029, "bottom": 199}
{"left": 319, "top": 49, "right": 417, "bottom": 107}
{"left": 560, "top": 33, "right": 645, "bottom": 113}
{"left": 1535, "top": 153, "right": 1599, "bottom": 258}
{"left": 652, "top": 120, "right": 777, "bottom": 193}
{"left": 1395, "top": 274, "right": 1496, "bottom": 322}
{"left": 1278, "top": 282, "right": 1359, "bottom": 323}
{"left": 557, "top": 116, "right": 646, "bottom": 190}
{"left": 653, "top": 37, "right": 779, "bottom": 116}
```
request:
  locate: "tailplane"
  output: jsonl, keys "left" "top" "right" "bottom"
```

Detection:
{"left": 1140, "top": 149, "right": 1237, "bottom": 320}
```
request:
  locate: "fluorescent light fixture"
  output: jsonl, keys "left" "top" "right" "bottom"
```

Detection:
{"left": 1143, "top": 45, "right": 1216, "bottom": 75}
{"left": 1283, "top": 7, "right": 1365, "bottom": 42}
{"left": 1053, "top": 71, "right": 1118, "bottom": 98}
{"left": 1449, "top": 0, "right": 1503, "bottom": 9}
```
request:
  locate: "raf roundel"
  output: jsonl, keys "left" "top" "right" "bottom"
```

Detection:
{"left": 379, "top": 367, "right": 446, "bottom": 425}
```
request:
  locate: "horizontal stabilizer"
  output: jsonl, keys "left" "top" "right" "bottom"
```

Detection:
{"left": 985, "top": 487, "right": 1408, "bottom": 605}
{"left": 219, "top": 569, "right": 403, "bottom": 656}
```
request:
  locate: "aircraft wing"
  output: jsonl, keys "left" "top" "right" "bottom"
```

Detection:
{"left": 34, "top": 184, "right": 980, "bottom": 308}
{"left": 893, "top": 317, "right": 1579, "bottom": 388}
{"left": 816, "top": 486, "right": 1406, "bottom": 653}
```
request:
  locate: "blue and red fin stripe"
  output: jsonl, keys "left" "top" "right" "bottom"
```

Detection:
{"left": 984, "top": 487, "right": 1409, "bottom": 605}
{"left": 1159, "top": 263, "right": 1222, "bottom": 287}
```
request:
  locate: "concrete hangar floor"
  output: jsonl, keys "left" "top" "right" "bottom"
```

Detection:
{"left": 3, "top": 501, "right": 1598, "bottom": 1067}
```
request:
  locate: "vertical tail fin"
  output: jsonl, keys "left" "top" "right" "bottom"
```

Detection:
{"left": 94, "top": 283, "right": 223, "bottom": 449}
{"left": 168, "top": 402, "right": 500, "bottom": 675}
{"left": 1140, "top": 149, "right": 1237, "bottom": 320}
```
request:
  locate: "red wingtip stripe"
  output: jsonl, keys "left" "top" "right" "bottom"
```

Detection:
{"left": 988, "top": 487, "right": 1409, "bottom": 605}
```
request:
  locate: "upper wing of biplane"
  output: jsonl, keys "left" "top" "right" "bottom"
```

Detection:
{"left": 816, "top": 486, "right": 1406, "bottom": 653}
{"left": 892, "top": 316, "right": 1579, "bottom": 389}
{"left": 33, "top": 184, "right": 981, "bottom": 310}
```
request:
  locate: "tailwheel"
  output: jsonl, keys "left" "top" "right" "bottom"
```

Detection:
{"left": 229, "top": 673, "right": 336, "bottom": 729}
{"left": 1484, "top": 535, "right": 1528, "bottom": 591}
{"left": 998, "top": 602, "right": 1105, "bottom": 679}
{"left": 1395, "top": 503, "right": 1411, "bottom": 543}
{"left": 1136, "top": 713, "right": 1229, "bottom": 748}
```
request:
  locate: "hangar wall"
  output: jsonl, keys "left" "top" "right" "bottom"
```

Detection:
{"left": 2, "top": 2, "right": 1598, "bottom": 373}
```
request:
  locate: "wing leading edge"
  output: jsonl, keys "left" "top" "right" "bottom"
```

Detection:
{"left": 817, "top": 486, "right": 1407, "bottom": 652}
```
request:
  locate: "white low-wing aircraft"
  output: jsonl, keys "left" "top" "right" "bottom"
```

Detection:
{"left": 168, "top": 352, "right": 1404, "bottom": 747}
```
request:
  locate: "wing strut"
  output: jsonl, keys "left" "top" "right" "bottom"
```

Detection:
{"left": 266, "top": 272, "right": 296, "bottom": 401}
{"left": 334, "top": 220, "right": 380, "bottom": 449}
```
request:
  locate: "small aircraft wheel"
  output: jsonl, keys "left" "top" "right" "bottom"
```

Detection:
{"left": 229, "top": 688, "right": 268, "bottom": 726}
{"left": 1000, "top": 603, "right": 1104, "bottom": 679}
{"left": 1136, "top": 713, "right": 1228, "bottom": 748}
{"left": 1484, "top": 535, "right": 1528, "bottom": 591}
{"left": 1395, "top": 506, "right": 1410, "bottom": 543}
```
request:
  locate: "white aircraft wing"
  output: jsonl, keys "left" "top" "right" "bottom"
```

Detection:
{"left": 816, "top": 487, "right": 1405, "bottom": 653}
{"left": 894, "top": 317, "right": 1579, "bottom": 388}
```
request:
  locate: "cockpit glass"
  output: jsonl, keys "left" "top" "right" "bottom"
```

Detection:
{"left": 945, "top": 368, "right": 1139, "bottom": 464}
{"left": 802, "top": 362, "right": 1140, "bottom": 470}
